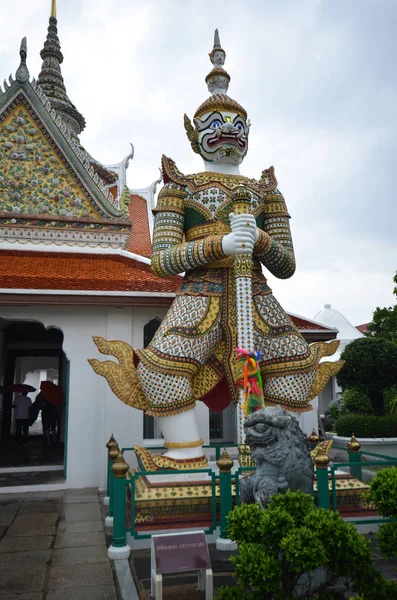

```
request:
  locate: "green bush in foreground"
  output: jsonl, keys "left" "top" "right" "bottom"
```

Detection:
{"left": 334, "top": 414, "right": 397, "bottom": 438}
{"left": 368, "top": 467, "right": 397, "bottom": 559}
{"left": 215, "top": 490, "right": 397, "bottom": 600}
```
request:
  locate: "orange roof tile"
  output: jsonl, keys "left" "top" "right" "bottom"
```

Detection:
{"left": 0, "top": 250, "right": 180, "bottom": 293}
{"left": 289, "top": 315, "right": 336, "bottom": 331}
{"left": 127, "top": 194, "right": 152, "bottom": 257}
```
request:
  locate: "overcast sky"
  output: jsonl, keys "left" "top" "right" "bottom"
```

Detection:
{"left": 1, "top": 0, "right": 396, "bottom": 326}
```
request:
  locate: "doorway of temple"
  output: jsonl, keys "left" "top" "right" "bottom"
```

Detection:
{"left": 209, "top": 401, "right": 236, "bottom": 444}
{"left": 0, "top": 319, "right": 68, "bottom": 487}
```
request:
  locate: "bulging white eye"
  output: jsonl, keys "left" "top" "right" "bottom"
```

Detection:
{"left": 211, "top": 120, "right": 222, "bottom": 129}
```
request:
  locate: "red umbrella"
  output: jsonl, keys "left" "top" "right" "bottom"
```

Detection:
{"left": 8, "top": 383, "right": 36, "bottom": 394}
{"left": 40, "top": 381, "right": 64, "bottom": 406}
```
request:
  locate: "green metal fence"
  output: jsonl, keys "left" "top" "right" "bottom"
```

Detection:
{"left": 314, "top": 447, "right": 397, "bottom": 524}
{"left": 104, "top": 435, "right": 397, "bottom": 550}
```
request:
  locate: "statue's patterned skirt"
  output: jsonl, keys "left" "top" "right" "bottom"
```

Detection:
{"left": 136, "top": 268, "right": 317, "bottom": 416}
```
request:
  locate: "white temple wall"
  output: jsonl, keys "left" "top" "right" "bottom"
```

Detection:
{"left": 299, "top": 397, "right": 319, "bottom": 436}
{"left": 0, "top": 303, "right": 172, "bottom": 489}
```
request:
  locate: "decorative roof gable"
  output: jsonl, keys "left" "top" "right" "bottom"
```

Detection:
{"left": 0, "top": 99, "right": 102, "bottom": 219}
{"left": 0, "top": 37, "right": 129, "bottom": 220}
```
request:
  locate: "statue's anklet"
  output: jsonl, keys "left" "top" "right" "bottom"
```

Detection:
{"left": 164, "top": 438, "right": 204, "bottom": 449}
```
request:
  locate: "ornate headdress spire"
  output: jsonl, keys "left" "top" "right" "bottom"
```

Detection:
{"left": 192, "top": 29, "right": 246, "bottom": 121}
{"left": 15, "top": 37, "right": 30, "bottom": 84}
{"left": 213, "top": 29, "right": 221, "bottom": 49}
{"left": 184, "top": 29, "right": 249, "bottom": 161}
{"left": 206, "top": 29, "right": 230, "bottom": 96}
{"left": 37, "top": 1, "right": 85, "bottom": 137}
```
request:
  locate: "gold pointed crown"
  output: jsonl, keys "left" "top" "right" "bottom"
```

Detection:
{"left": 194, "top": 94, "right": 247, "bottom": 120}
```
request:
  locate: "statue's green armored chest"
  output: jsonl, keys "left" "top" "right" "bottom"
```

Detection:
{"left": 184, "top": 184, "right": 265, "bottom": 236}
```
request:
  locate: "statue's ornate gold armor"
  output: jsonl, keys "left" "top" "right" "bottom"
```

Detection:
{"left": 118, "top": 156, "right": 337, "bottom": 417}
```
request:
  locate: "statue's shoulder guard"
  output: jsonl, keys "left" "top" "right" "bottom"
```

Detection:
{"left": 259, "top": 166, "right": 278, "bottom": 192}
{"left": 161, "top": 155, "right": 189, "bottom": 187}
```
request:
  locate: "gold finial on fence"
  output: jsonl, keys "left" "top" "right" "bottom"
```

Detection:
{"left": 308, "top": 429, "right": 320, "bottom": 444}
{"left": 109, "top": 445, "right": 120, "bottom": 463}
{"left": 111, "top": 453, "right": 129, "bottom": 478}
{"left": 347, "top": 433, "right": 361, "bottom": 453}
{"left": 313, "top": 449, "right": 330, "bottom": 469}
{"left": 217, "top": 448, "right": 233, "bottom": 473}
{"left": 106, "top": 434, "right": 117, "bottom": 451}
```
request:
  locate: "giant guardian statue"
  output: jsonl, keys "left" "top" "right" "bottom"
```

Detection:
{"left": 90, "top": 31, "right": 341, "bottom": 470}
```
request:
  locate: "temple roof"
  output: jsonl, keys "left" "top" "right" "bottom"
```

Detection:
{"left": 0, "top": 250, "right": 180, "bottom": 293}
{"left": 313, "top": 304, "right": 363, "bottom": 342}
{"left": 127, "top": 194, "right": 152, "bottom": 256}
{"left": 0, "top": 28, "right": 161, "bottom": 253}
{"left": 0, "top": 63, "right": 126, "bottom": 220}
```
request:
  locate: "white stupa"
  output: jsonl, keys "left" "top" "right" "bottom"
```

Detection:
{"left": 313, "top": 304, "right": 363, "bottom": 361}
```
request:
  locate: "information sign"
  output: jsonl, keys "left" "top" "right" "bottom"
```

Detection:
{"left": 153, "top": 531, "right": 210, "bottom": 574}
{"left": 151, "top": 531, "right": 213, "bottom": 600}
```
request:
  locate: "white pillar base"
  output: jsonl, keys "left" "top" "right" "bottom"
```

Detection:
{"left": 216, "top": 537, "right": 237, "bottom": 551}
{"left": 108, "top": 544, "right": 131, "bottom": 560}
{"left": 104, "top": 515, "right": 114, "bottom": 528}
{"left": 103, "top": 495, "right": 109, "bottom": 506}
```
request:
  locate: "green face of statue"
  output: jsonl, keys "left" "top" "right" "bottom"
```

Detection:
{"left": 194, "top": 110, "right": 250, "bottom": 165}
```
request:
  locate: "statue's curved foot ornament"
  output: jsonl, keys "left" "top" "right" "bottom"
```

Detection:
{"left": 133, "top": 446, "right": 208, "bottom": 472}
{"left": 307, "top": 340, "right": 344, "bottom": 402}
{"left": 88, "top": 337, "right": 148, "bottom": 411}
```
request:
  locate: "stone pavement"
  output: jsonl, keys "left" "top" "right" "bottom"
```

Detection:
{"left": 0, "top": 488, "right": 120, "bottom": 600}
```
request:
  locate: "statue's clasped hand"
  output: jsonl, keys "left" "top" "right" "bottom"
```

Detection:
{"left": 221, "top": 213, "right": 259, "bottom": 256}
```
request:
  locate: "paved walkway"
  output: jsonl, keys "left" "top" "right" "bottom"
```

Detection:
{"left": 0, "top": 488, "right": 119, "bottom": 599}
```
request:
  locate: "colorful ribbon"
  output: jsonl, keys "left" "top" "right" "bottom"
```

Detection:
{"left": 235, "top": 348, "right": 265, "bottom": 415}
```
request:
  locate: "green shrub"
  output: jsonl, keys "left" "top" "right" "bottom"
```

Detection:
{"left": 367, "top": 468, "right": 397, "bottom": 560}
{"left": 215, "top": 490, "right": 396, "bottom": 600}
{"left": 328, "top": 403, "right": 342, "bottom": 421}
{"left": 334, "top": 414, "right": 397, "bottom": 438}
{"left": 343, "top": 388, "right": 373, "bottom": 415}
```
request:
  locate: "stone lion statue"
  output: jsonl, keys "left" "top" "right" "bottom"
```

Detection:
{"left": 240, "top": 406, "right": 314, "bottom": 508}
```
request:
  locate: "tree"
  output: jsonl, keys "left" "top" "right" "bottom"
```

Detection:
{"left": 365, "top": 305, "right": 397, "bottom": 344}
{"left": 215, "top": 491, "right": 396, "bottom": 599}
{"left": 336, "top": 338, "right": 397, "bottom": 415}
{"left": 368, "top": 468, "right": 397, "bottom": 560}
{"left": 365, "top": 272, "right": 397, "bottom": 344}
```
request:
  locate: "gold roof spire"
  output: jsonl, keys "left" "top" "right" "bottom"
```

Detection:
{"left": 51, "top": 0, "right": 56, "bottom": 18}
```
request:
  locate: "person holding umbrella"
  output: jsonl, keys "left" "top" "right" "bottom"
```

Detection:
{"left": 9, "top": 384, "right": 35, "bottom": 442}
{"left": 39, "top": 381, "right": 63, "bottom": 447}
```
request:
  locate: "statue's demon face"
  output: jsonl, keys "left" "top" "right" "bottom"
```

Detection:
{"left": 194, "top": 110, "right": 250, "bottom": 164}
